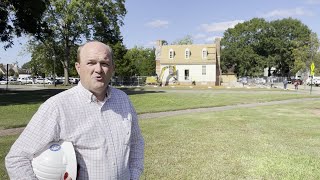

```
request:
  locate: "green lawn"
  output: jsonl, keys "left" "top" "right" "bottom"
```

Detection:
{"left": 0, "top": 135, "right": 17, "bottom": 179}
{"left": 140, "top": 100, "right": 320, "bottom": 179}
{"left": 1, "top": 88, "right": 319, "bottom": 129}
{"left": 129, "top": 91, "right": 319, "bottom": 114}
{"left": 1, "top": 99, "right": 320, "bottom": 179}
{"left": 1, "top": 87, "right": 320, "bottom": 179}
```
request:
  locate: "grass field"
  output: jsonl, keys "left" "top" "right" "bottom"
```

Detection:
{"left": 1, "top": 87, "right": 320, "bottom": 179}
{"left": 1, "top": 88, "right": 319, "bottom": 129}
{"left": 139, "top": 100, "right": 320, "bottom": 179}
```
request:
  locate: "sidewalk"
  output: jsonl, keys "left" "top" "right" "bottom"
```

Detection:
{"left": 1, "top": 97, "right": 320, "bottom": 137}
{"left": 270, "top": 83, "right": 320, "bottom": 94}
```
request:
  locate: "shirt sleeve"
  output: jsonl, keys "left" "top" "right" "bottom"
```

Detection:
{"left": 5, "top": 99, "right": 61, "bottom": 179}
{"left": 128, "top": 101, "right": 145, "bottom": 180}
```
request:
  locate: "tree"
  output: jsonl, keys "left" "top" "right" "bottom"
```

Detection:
{"left": 28, "top": 42, "right": 70, "bottom": 77}
{"left": 267, "top": 18, "right": 311, "bottom": 76}
{"left": 8, "top": 69, "right": 15, "bottom": 76}
{"left": 112, "top": 42, "right": 129, "bottom": 77}
{"left": 123, "top": 46, "right": 156, "bottom": 77}
{"left": 221, "top": 17, "right": 312, "bottom": 77}
{"left": 21, "top": 62, "right": 31, "bottom": 70}
{"left": 138, "top": 48, "right": 156, "bottom": 76}
{"left": 28, "top": 0, "right": 126, "bottom": 85}
{"left": 29, "top": 43, "right": 49, "bottom": 77}
{"left": 172, "top": 35, "right": 193, "bottom": 45}
{"left": 0, "top": 0, "right": 49, "bottom": 49}
{"left": 221, "top": 18, "right": 269, "bottom": 76}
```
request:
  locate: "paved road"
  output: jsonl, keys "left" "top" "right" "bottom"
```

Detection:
{"left": 1, "top": 97, "right": 319, "bottom": 137}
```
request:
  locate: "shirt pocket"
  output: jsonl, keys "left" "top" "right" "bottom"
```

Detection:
{"left": 122, "top": 113, "right": 132, "bottom": 145}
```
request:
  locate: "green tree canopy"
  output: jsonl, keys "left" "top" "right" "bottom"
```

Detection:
{"left": 28, "top": 0, "right": 126, "bottom": 85}
{"left": 122, "top": 46, "right": 156, "bottom": 77}
{"left": 0, "top": 0, "right": 49, "bottom": 49}
{"left": 221, "top": 17, "right": 313, "bottom": 77}
{"left": 291, "top": 32, "right": 319, "bottom": 75}
{"left": 171, "top": 35, "right": 193, "bottom": 45}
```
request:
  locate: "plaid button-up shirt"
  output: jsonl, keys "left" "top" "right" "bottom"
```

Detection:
{"left": 5, "top": 83, "right": 144, "bottom": 179}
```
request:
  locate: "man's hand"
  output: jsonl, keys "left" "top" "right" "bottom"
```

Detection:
{"left": 64, "top": 172, "right": 72, "bottom": 180}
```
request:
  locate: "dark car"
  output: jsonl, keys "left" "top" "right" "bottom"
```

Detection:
{"left": 291, "top": 79, "right": 303, "bottom": 85}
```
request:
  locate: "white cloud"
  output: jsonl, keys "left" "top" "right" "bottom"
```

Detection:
{"left": 145, "top": 41, "right": 156, "bottom": 47}
{"left": 193, "top": 33, "right": 206, "bottom": 39}
{"left": 205, "top": 36, "right": 222, "bottom": 42}
{"left": 262, "top": 7, "right": 314, "bottom": 18}
{"left": 199, "top": 20, "right": 244, "bottom": 33}
{"left": 306, "top": 0, "right": 320, "bottom": 4}
{"left": 146, "top": 20, "right": 169, "bottom": 28}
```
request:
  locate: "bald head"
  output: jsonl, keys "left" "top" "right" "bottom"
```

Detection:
{"left": 77, "top": 41, "right": 113, "bottom": 64}
{"left": 75, "top": 40, "right": 115, "bottom": 100}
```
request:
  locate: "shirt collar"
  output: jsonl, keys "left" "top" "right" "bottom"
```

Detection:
{"left": 77, "top": 81, "right": 112, "bottom": 103}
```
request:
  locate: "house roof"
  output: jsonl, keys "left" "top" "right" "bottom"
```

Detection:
{"left": 0, "top": 66, "right": 6, "bottom": 74}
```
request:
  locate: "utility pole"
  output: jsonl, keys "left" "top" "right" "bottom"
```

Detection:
{"left": 52, "top": 55, "right": 56, "bottom": 87}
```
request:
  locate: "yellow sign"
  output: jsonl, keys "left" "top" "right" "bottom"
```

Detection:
{"left": 311, "top": 62, "right": 315, "bottom": 76}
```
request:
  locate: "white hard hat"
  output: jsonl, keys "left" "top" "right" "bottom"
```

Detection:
{"left": 32, "top": 141, "right": 77, "bottom": 180}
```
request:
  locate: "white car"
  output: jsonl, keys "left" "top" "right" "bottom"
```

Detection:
{"left": 314, "top": 78, "right": 320, "bottom": 86}
{"left": 35, "top": 78, "right": 54, "bottom": 84}
{"left": 17, "top": 77, "right": 33, "bottom": 84}
{"left": 69, "top": 77, "right": 80, "bottom": 84}
{"left": 306, "top": 77, "right": 320, "bottom": 86}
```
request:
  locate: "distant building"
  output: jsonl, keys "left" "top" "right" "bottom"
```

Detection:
{"left": 0, "top": 63, "right": 20, "bottom": 76}
{"left": 155, "top": 38, "right": 221, "bottom": 86}
{"left": 0, "top": 65, "right": 5, "bottom": 75}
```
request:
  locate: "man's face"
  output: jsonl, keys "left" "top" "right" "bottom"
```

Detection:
{"left": 75, "top": 42, "right": 114, "bottom": 95}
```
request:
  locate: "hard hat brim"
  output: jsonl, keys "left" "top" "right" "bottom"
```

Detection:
{"left": 32, "top": 141, "right": 77, "bottom": 180}
{"left": 61, "top": 141, "right": 77, "bottom": 179}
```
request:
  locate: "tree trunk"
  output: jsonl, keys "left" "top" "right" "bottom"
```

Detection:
{"left": 63, "top": 44, "right": 70, "bottom": 85}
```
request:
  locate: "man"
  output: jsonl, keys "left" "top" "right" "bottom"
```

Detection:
{"left": 5, "top": 41, "right": 145, "bottom": 179}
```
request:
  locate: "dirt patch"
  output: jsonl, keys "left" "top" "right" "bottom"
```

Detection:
{"left": 0, "top": 127, "right": 24, "bottom": 137}
{"left": 311, "top": 108, "right": 320, "bottom": 116}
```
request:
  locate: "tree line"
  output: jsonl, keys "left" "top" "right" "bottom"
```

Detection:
{"left": 1, "top": 0, "right": 155, "bottom": 84}
{"left": 2, "top": 1, "right": 319, "bottom": 82}
{"left": 221, "top": 18, "right": 320, "bottom": 77}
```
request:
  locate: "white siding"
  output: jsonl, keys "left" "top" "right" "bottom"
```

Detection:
{"left": 159, "top": 64, "right": 216, "bottom": 85}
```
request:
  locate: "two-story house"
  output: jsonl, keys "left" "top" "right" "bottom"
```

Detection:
{"left": 155, "top": 38, "right": 221, "bottom": 86}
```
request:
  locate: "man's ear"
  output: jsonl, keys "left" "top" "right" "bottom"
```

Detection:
{"left": 112, "top": 64, "right": 116, "bottom": 76}
{"left": 75, "top": 62, "right": 80, "bottom": 75}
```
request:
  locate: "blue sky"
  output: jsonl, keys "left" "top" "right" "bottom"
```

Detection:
{"left": 1, "top": 0, "right": 320, "bottom": 66}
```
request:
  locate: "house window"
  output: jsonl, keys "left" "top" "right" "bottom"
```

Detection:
{"left": 202, "top": 65, "right": 206, "bottom": 75}
{"left": 169, "top": 49, "right": 174, "bottom": 59}
{"left": 202, "top": 48, "right": 207, "bottom": 59}
{"left": 184, "top": 69, "right": 189, "bottom": 80}
{"left": 185, "top": 48, "right": 190, "bottom": 59}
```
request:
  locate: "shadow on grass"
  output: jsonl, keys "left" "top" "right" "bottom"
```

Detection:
{"left": 118, "top": 87, "right": 165, "bottom": 95}
{"left": 0, "top": 89, "right": 65, "bottom": 106}
{"left": 0, "top": 87, "right": 164, "bottom": 106}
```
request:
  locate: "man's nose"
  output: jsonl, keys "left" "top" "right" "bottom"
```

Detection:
{"left": 94, "top": 63, "right": 103, "bottom": 72}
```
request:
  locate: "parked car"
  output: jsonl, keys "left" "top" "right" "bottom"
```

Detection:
{"left": 0, "top": 77, "right": 7, "bottom": 85}
{"left": 313, "top": 78, "right": 320, "bottom": 86}
{"left": 286, "top": 77, "right": 291, "bottom": 84}
{"left": 35, "top": 78, "right": 54, "bottom": 84}
{"left": 253, "top": 78, "right": 266, "bottom": 84}
{"left": 306, "top": 76, "right": 320, "bottom": 86}
{"left": 291, "top": 79, "right": 303, "bottom": 85}
{"left": 69, "top": 77, "right": 80, "bottom": 84}
{"left": 17, "top": 77, "right": 33, "bottom": 84}
{"left": 238, "top": 77, "right": 248, "bottom": 85}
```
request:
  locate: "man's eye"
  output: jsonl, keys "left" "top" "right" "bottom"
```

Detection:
{"left": 101, "top": 63, "right": 110, "bottom": 67}
{"left": 87, "top": 62, "right": 95, "bottom": 65}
